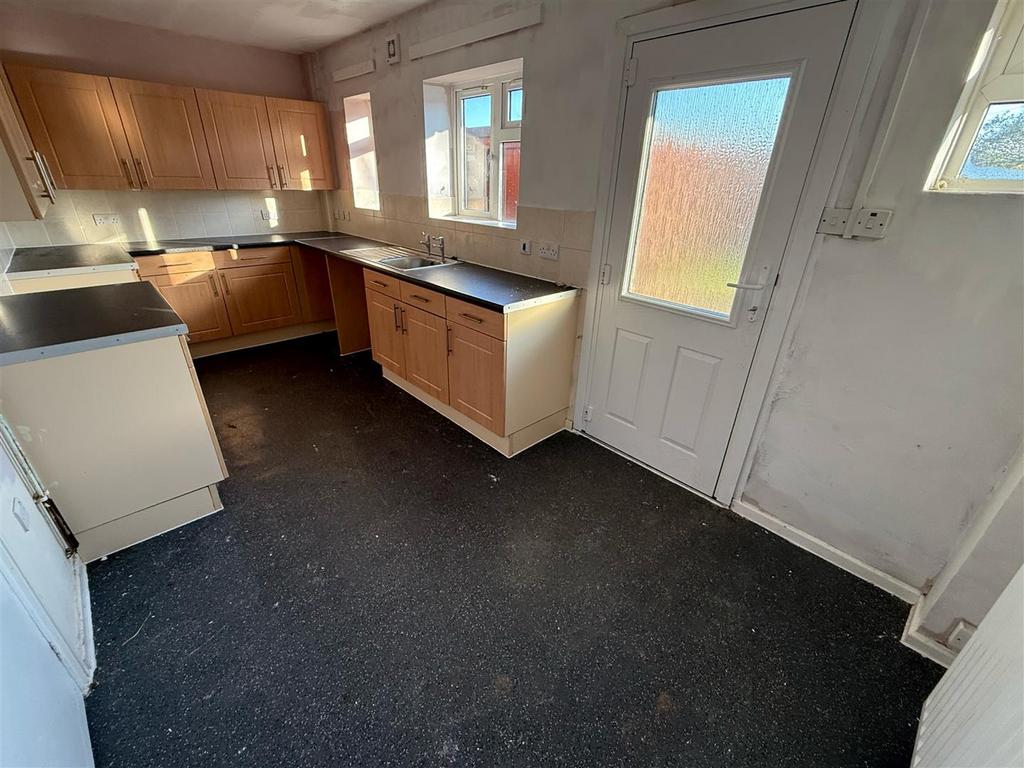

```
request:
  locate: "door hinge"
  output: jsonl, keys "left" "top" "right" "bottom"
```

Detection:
{"left": 624, "top": 57, "right": 638, "bottom": 87}
{"left": 582, "top": 405, "right": 593, "bottom": 423}
{"left": 599, "top": 263, "right": 611, "bottom": 285}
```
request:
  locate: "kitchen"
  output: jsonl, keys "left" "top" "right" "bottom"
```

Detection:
{"left": 1, "top": 0, "right": 1021, "bottom": 766}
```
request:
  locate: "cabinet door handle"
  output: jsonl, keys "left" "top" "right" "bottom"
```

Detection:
{"left": 210, "top": 273, "right": 219, "bottom": 297}
{"left": 400, "top": 307, "right": 407, "bottom": 334}
{"left": 446, "top": 326, "right": 453, "bottom": 355}
{"left": 277, "top": 165, "right": 287, "bottom": 188}
{"left": 369, "top": 279, "right": 388, "bottom": 288}
{"left": 267, "top": 165, "right": 277, "bottom": 189}
{"left": 158, "top": 263, "right": 192, "bottom": 269}
{"left": 221, "top": 273, "right": 231, "bottom": 295}
{"left": 134, "top": 158, "right": 149, "bottom": 188}
{"left": 393, "top": 304, "right": 401, "bottom": 330}
{"left": 29, "top": 150, "right": 58, "bottom": 202}
{"left": 120, "top": 158, "right": 138, "bottom": 189}
{"left": 459, "top": 312, "right": 484, "bottom": 324}
{"left": 408, "top": 294, "right": 430, "bottom": 303}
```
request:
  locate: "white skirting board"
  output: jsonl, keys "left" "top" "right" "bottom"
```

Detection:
{"left": 730, "top": 498, "right": 921, "bottom": 604}
{"left": 901, "top": 599, "right": 957, "bottom": 668}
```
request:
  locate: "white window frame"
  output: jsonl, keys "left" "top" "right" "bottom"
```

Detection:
{"left": 452, "top": 73, "right": 522, "bottom": 222}
{"left": 928, "top": 0, "right": 1024, "bottom": 194}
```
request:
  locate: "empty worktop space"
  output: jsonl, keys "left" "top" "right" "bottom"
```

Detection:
{"left": 84, "top": 334, "right": 942, "bottom": 768}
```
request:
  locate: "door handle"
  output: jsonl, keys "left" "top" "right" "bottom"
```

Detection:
{"left": 221, "top": 273, "right": 230, "bottom": 295}
{"left": 267, "top": 165, "right": 277, "bottom": 189}
{"left": 447, "top": 326, "right": 453, "bottom": 355}
{"left": 458, "top": 312, "right": 484, "bottom": 324}
{"left": 120, "top": 157, "right": 138, "bottom": 189}
{"left": 277, "top": 165, "right": 287, "bottom": 188}
{"left": 210, "top": 273, "right": 219, "bottom": 297}
{"left": 393, "top": 304, "right": 401, "bottom": 330}
{"left": 28, "top": 150, "right": 58, "bottom": 202}
{"left": 408, "top": 294, "right": 430, "bottom": 303}
{"left": 400, "top": 307, "right": 407, "bottom": 334}
{"left": 726, "top": 282, "right": 766, "bottom": 291}
{"left": 134, "top": 158, "right": 149, "bottom": 188}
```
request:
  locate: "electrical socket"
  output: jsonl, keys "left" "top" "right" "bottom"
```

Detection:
{"left": 537, "top": 242, "right": 559, "bottom": 261}
{"left": 92, "top": 214, "right": 120, "bottom": 226}
{"left": 519, "top": 239, "right": 531, "bottom": 255}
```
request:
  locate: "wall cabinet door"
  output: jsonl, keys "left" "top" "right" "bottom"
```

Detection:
{"left": 196, "top": 89, "right": 278, "bottom": 190}
{"left": 401, "top": 302, "right": 450, "bottom": 404}
{"left": 365, "top": 288, "right": 405, "bottom": 376}
{"left": 219, "top": 262, "right": 302, "bottom": 335}
{"left": 4, "top": 63, "right": 136, "bottom": 190}
{"left": 110, "top": 78, "right": 215, "bottom": 190}
{"left": 448, "top": 323, "right": 506, "bottom": 436}
{"left": 144, "top": 271, "right": 231, "bottom": 344}
{"left": 0, "top": 70, "right": 53, "bottom": 219}
{"left": 266, "top": 96, "right": 334, "bottom": 191}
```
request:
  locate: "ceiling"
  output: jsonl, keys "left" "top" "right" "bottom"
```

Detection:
{"left": 6, "top": 0, "right": 429, "bottom": 53}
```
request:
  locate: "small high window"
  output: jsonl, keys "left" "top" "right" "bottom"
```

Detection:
{"left": 342, "top": 93, "right": 381, "bottom": 210}
{"left": 423, "top": 60, "right": 523, "bottom": 225}
{"left": 928, "top": 0, "right": 1024, "bottom": 193}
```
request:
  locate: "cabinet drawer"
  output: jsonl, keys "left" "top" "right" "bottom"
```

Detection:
{"left": 135, "top": 251, "right": 215, "bottom": 277}
{"left": 214, "top": 246, "right": 291, "bottom": 269}
{"left": 363, "top": 268, "right": 401, "bottom": 299}
{"left": 399, "top": 282, "right": 445, "bottom": 317}
{"left": 445, "top": 296, "right": 506, "bottom": 340}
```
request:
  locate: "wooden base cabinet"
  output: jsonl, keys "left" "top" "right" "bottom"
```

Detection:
{"left": 142, "top": 271, "right": 231, "bottom": 343}
{"left": 364, "top": 270, "right": 578, "bottom": 456}
{"left": 220, "top": 262, "right": 303, "bottom": 335}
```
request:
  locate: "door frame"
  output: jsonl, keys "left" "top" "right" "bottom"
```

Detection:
{"left": 574, "top": 0, "right": 907, "bottom": 505}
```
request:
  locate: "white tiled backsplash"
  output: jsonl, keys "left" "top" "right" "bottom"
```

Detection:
{"left": 0, "top": 190, "right": 328, "bottom": 247}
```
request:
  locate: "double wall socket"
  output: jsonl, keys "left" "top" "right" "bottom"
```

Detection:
{"left": 537, "top": 242, "right": 560, "bottom": 261}
{"left": 92, "top": 214, "right": 120, "bottom": 226}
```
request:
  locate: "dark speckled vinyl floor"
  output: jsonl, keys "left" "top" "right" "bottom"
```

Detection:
{"left": 85, "top": 334, "right": 942, "bottom": 768}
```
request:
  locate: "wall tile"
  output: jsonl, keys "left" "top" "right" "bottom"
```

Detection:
{"left": 0, "top": 224, "right": 13, "bottom": 250}
{"left": 202, "top": 212, "right": 231, "bottom": 235}
{"left": 518, "top": 206, "right": 564, "bottom": 243}
{"left": 43, "top": 218, "right": 88, "bottom": 246}
{"left": 6, "top": 220, "right": 50, "bottom": 247}
{"left": 175, "top": 213, "right": 207, "bottom": 238}
{"left": 228, "top": 210, "right": 257, "bottom": 234}
{"left": 563, "top": 210, "right": 596, "bottom": 251}
{"left": 559, "top": 247, "right": 592, "bottom": 287}
{"left": 70, "top": 191, "right": 110, "bottom": 217}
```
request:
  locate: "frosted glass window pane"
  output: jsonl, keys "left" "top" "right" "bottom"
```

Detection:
{"left": 959, "top": 102, "right": 1024, "bottom": 181}
{"left": 626, "top": 76, "right": 791, "bottom": 318}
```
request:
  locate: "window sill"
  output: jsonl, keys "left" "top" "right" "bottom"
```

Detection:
{"left": 431, "top": 214, "right": 518, "bottom": 231}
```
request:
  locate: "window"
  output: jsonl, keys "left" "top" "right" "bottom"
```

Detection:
{"left": 342, "top": 93, "right": 381, "bottom": 210}
{"left": 928, "top": 0, "right": 1024, "bottom": 193}
{"left": 625, "top": 75, "right": 791, "bottom": 319}
{"left": 423, "top": 60, "right": 523, "bottom": 225}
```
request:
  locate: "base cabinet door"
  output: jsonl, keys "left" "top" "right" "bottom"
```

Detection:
{"left": 145, "top": 271, "right": 231, "bottom": 343}
{"left": 365, "top": 288, "right": 405, "bottom": 376}
{"left": 401, "top": 302, "right": 449, "bottom": 404}
{"left": 219, "top": 262, "right": 302, "bottom": 335}
{"left": 448, "top": 323, "right": 506, "bottom": 436}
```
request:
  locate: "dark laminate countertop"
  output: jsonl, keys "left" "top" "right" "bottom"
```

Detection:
{"left": 297, "top": 236, "right": 578, "bottom": 313}
{"left": 0, "top": 281, "right": 186, "bottom": 366}
{"left": 121, "top": 232, "right": 344, "bottom": 256}
{"left": 6, "top": 244, "right": 136, "bottom": 276}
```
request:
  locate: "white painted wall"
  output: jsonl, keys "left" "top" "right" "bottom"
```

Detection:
{"left": 741, "top": 0, "right": 1024, "bottom": 590}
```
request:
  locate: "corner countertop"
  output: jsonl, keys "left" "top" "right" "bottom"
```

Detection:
{"left": 127, "top": 230, "right": 343, "bottom": 255}
{"left": 297, "top": 236, "right": 579, "bottom": 313}
{"left": 0, "top": 281, "right": 186, "bottom": 366}
{"left": 6, "top": 244, "right": 137, "bottom": 277}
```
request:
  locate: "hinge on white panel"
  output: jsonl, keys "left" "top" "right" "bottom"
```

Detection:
{"left": 582, "top": 405, "right": 593, "bottom": 423}
{"left": 599, "top": 263, "right": 611, "bottom": 285}
{"left": 624, "top": 57, "right": 638, "bottom": 87}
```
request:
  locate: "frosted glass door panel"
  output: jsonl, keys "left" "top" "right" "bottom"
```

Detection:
{"left": 625, "top": 76, "right": 791, "bottom": 318}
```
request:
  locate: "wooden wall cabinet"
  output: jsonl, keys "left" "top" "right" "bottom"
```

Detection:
{"left": 3, "top": 62, "right": 336, "bottom": 193}
{"left": 5, "top": 63, "right": 136, "bottom": 189}
{"left": 196, "top": 88, "right": 279, "bottom": 190}
{"left": 363, "top": 270, "right": 578, "bottom": 456}
{"left": 0, "top": 68, "right": 54, "bottom": 219}
{"left": 110, "top": 77, "right": 215, "bottom": 190}
{"left": 266, "top": 97, "right": 334, "bottom": 191}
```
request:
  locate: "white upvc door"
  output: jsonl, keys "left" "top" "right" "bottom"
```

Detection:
{"left": 584, "top": 1, "right": 855, "bottom": 496}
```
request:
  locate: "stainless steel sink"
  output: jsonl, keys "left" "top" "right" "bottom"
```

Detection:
{"left": 337, "top": 245, "right": 449, "bottom": 271}
{"left": 379, "top": 255, "right": 442, "bottom": 270}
